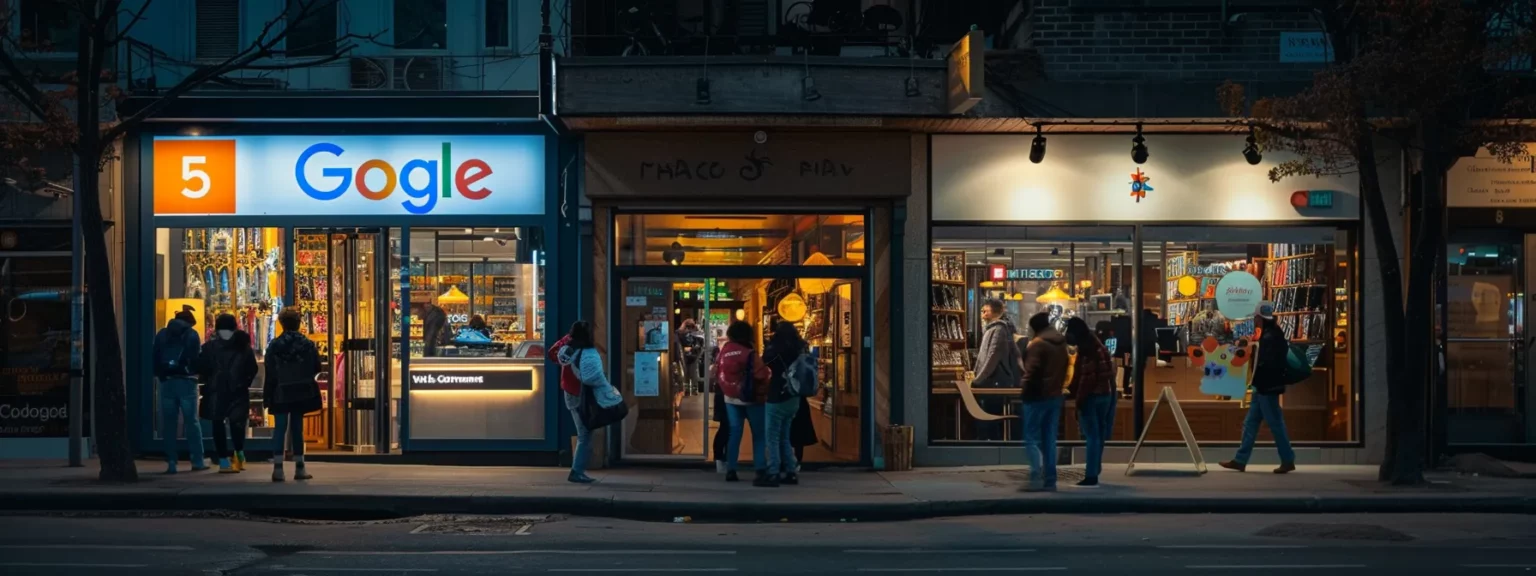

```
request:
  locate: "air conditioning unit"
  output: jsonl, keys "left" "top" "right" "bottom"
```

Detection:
{"left": 348, "top": 57, "right": 448, "bottom": 90}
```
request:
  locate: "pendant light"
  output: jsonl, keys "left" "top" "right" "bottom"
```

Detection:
{"left": 439, "top": 285, "right": 469, "bottom": 305}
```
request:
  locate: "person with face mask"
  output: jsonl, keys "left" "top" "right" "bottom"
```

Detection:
{"left": 197, "top": 314, "right": 258, "bottom": 473}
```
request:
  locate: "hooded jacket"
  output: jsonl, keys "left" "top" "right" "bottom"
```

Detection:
{"left": 555, "top": 343, "right": 622, "bottom": 411}
{"left": 972, "top": 317, "right": 1022, "bottom": 389}
{"left": 1020, "top": 329, "right": 1070, "bottom": 402}
{"left": 197, "top": 329, "right": 258, "bottom": 421}
{"left": 1249, "top": 320, "right": 1290, "bottom": 396}
{"left": 263, "top": 331, "right": 323, "bottom": 415}
{"left": 152, "top": 318, "right": 201, "bottom": 379}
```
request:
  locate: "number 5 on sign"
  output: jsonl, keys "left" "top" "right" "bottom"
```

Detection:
{"left": 153, "top": 139, "right": 237, "bottom": 215}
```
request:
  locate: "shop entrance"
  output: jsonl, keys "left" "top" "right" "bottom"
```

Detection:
{"left": 616, "top": 276, "right": 864, "bottom": 464}
{"left": 1443, "top": 231, "right": 1536, "bottom": 448}
{"left": 292, "top": 229, "right": 397, "bottom": 453}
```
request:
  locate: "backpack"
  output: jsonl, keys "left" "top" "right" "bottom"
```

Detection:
{"left": 271, "top": 342, "right": 319, "bottom": 406}
{"left": 784, "top": 351, "right": 819, "bottom": 397}
{"left": 1280, "top": 343, "right": 1314, "bottom": 386}
{"left": 154, "top": 330, "right": 194, "bottom": 379}
{"left": 718, "top": 350, "right": 755, "bottom": 400}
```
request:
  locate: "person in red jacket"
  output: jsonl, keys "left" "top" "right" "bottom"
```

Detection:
{"left": 716, "top": 320, "right": 771, "bottom": 484}
{"left": 548, "top": 324, "right": 592, "bottom": 482}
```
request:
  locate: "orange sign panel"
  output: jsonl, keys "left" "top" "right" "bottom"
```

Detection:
{"left": 153, "top": 139, "right": 237, "bottom": 215}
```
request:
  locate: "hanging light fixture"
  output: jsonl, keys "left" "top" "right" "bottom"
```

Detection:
{"left": 1131, "top": 123, "right": 1149, "bottom": 164}
{"left": 1029, "top": 125, "right": 1047, "bottom": 164}
{"left": 663, "top": 241, "right": 686, "bottom": 266}
{"left": 1037, "top": 285, "right": 1076, "bottom": 305}
{"left": 1242, "top": 125, "right": 1262, "bottom": 165}
{"left": 777, "top": 293, "right": 808, "bottom": 322}
{"left": 798, "top": 251, "right": 836, "bottom": 294}
{"left": 438, "top": 285, "right": 469, "bottom": 305}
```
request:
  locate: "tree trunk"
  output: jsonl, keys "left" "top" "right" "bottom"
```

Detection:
{"left": 1354, "top": 130, "right": 1410, "bottom": 484}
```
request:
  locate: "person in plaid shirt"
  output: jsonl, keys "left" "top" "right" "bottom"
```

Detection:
{"left": 1066, "top": 317, "right": 1116, "bottom": 487}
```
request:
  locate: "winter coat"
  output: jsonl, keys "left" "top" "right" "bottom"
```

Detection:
{"left": 792, "top": 395, "right": 818, "bottom": 448}
{"left": 197, "top": 330, "right": 257, "bottom": 422}
{"left": 717, "top": 341, "right": 771, "bottom": 406}
{"left": 557, "top": 345, "right": 623, "bottom": 411}
{"left": 1067, "top": 340, "right": 1116, "bottom": 399}
{"left": 972, "top": 318, "right": 1022, "bottom": 389}
{"left": 1250, "top": 322, "right": 1290, "bottom": 396}
{"left": 763, "top": 339, "right": 806, "bottom": 404}
{"left": 152, "top": 318, "right": 201, "bottom": 380}
{"left": 263, "top": 331, "right": 323, "bottom": 415}
{"left": 1020, "top": 329, "right": 1070, "bottom": 403}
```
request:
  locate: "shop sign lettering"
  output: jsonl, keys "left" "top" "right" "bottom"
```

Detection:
{"left": 638, "top": 149, "right": 855, "bottom": 183}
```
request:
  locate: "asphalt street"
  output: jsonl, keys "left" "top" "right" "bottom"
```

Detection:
{"left": 0, "top": 513, "right": 1531, "bottom": 575}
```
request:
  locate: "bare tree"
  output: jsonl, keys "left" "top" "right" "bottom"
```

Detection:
{"left": 0, "top": 0, "right": 377, "bottom": 482}
{"left": 1220, "top": 0, "right": 1534, "bottom": 484}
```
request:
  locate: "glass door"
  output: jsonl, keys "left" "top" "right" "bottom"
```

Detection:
{"left": 617, "top": 277, "right": 718, "bottom": 460}
{"left": 1445, "top": 233, "right": 1527, "bottom": 445}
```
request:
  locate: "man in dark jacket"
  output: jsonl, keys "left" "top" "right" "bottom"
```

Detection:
{"left": 971, "top": 299, "right": 1020, "bottom": 440}
{"left": 153, "top": 310, "right": 206, "bottom": 473}
{"left": 1020, "top": 312, "right": 1069, "bottom": 491}
{"left": 421, "top": 296, "right": 449, "bottom": 357}
{"left": 1221, "top": 303, "right": 1297, "bottom": 474}
{"left": 264, "top": 308, "right": 322, "bottom": 482}
{"left": 198, "top": 314, "right": 258, "bottom": 473}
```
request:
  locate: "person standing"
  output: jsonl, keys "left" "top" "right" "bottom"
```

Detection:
{"left": 421, "top": 296, "right": 448, "bottom": 357}
{"left": 265, "top": 308, "right": 322, "bottom": 482}
{"left": 198, "top": 314, "right": 258, "bottom": 474}
{"left": 153, "top": 310, "right": 206, "bottom": 474}
{"left": 1064, "top": 317, "right": 1115, "bottom": 487}
{"left": 1020, "top": 311, "right": 1069, "bottom": 492}
{"left": 762, "top": 321, "right": 807, "bottom": 486}
{"left": 1221, "top": 303, "right": 1297, "bottom": 474}
{"left": 550, "top": 320, "right": 612, "bottom": 484}
{"left": 790, "top": 393, "right": 818, "bottom": 470}
{"left": 675, "top": 318, "right": 706, "bottom": 395}
{"left": 971, "top": 299, "right": 1021, "bottom": 440}
{"left": 716, "top": 320, "right": 771, "bottom": 485}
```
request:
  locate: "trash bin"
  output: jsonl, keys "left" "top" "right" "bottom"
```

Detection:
{"left": 882, "top": 425, "right": 914, "bottom": 471}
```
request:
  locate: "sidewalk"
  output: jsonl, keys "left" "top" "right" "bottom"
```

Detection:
{"left": 0, "top": 460, "right": 1530, "bottom": 522}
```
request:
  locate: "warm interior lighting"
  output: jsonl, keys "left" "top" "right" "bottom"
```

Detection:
{"left": 1037, "top": 285, "right": 1076, "bottom": 305}
{"left": 777, "top": 293, "right": 808, "bottom": 322}
{"left": 798, "top": 252, "right": 836, "bottom": 294}
{"left": 439, "top": 285, "right": 469, "bottom": 304}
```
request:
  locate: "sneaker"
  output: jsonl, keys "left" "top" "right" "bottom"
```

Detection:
{"left": 780, "top": 473, "right": 800, "bottom": 486}
{"left": 217, "top": 458, "right": 235, "bottom": 474}
{"left": 294, "top": 467, "right": 312, "bottom": 481}
{"left": 233, "top": 452, "right": 246, "bottom": 472}
{"left": 1074, "top": 477, "right": 1099, "bottom": 488}
{"left": 1219, "top": 460, "right": 1247, "bottom": 472}
{"left": 725, "top": 471, "right": 740, "bottom": 483}
{"left": 1273, "top": 462, "right": 1296, "bottom": 474}
{"left": 271, "top": 466, "right": 285, "bottom": 482}
{"left": 753, "top": 475, "right": 780, "bottom": 488}
{"left": 568, "top": 472, "right": 596, "bottom": 484}
{"left": 716, "top": 461, "right": 727, "bottom": 474}
{"left": 190, "top": 464, "right": 210, "bottom": 472}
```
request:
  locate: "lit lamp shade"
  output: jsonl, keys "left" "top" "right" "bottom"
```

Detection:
{"left": 777, "top": 293, "right": 808, "bottom": 322}
{"left": 439, "top": 285, "right": 469, "bottom": 305}
{"left": 798, "top": 252, "right": 836, "bottom": 294}
{"left": 1036, "top": 285, "right": 1075, "bottom": 305}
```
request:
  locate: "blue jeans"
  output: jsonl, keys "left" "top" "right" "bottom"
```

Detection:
{"left": 1023, "top": 396, "right": 1063, "bottom": 488}
{"left": 569, "top": 406, "right": 592, "bottom": 476}
{"left": 1233, "top": 392, "right": 1295, "bottom": 465}
{"left": 725, "top": 403, "right": 766, "bottom": 472}
{"left": 765, "top": 399, "right": 800, "bottom": 476}
{"left": 269, "top": 412, "right": 306, "bottom": 460}
{"left": 159, "top": 378, "right": 204, "bottom": 468}
{"left": 1077, "top": 394, "right": 1117, "bottom": 480}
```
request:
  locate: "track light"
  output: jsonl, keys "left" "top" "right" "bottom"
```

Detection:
{"left": 904, "top": 76, "right": 920, "bottom": 97}
{"left": 1243, "top": 127, "right": 1262, "bottom": 165}
{"left": 1029, "top": 126, "right": 1047, "bottom": 164}
{"left": 802, "top": 76, "right": 821, "bottom": 101}
{"left": 696, "top": 77, "right": 711, "bottom": 105}
{"left": 1131, "top": 124, "right": 1148, "bottom": 164}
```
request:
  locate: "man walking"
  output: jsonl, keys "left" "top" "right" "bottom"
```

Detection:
{"left": 153, "top": 309, "right": 206, "bottom": 473}
{"left": 1020, "top": 311, "right": 1069, "bottom": 492}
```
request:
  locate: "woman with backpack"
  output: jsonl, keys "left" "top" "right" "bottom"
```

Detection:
{"left": 551, "top": 320, "right": 624, "bottom": 484}
{"left": 264, "top": 308, "right": 322, "bottom": 482}
{"left": 762, "top": 321, "right": 807, "bottom": 487}
{"left": 1220, "top": 302, "right": 1297, "bottom": 474}
{"left": 716, "top": 320, "right": 771, "bottom": 485}
{"left": 198, "top": 314, "right": 258, "bottom": 474}
{"left": 1064, "top": 318, "right": 1115, "bottom": 487}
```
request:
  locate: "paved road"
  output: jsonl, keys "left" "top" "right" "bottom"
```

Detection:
{"left": 0, "top": 513, "right": 1531, "bottom": 574}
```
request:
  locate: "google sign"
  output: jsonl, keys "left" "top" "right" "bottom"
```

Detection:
{"left": 153, "top": 135, "right": 545, "bottom": 217}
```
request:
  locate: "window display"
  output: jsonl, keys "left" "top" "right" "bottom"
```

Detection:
{"left": 407, "top": 228, "right": 544, "bottom": 360}
{"left": 929, "top": 226, "right": 1357, "bottom": 445}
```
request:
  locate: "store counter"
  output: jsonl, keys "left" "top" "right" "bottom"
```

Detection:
{"left": 407, "top": 356, "right": 545, "bottom": 441}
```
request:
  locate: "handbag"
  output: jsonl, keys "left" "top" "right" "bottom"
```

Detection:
{"left": 580, "top": 384, "right": 629, "bottom": 430}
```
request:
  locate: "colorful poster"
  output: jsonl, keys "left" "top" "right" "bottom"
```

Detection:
{"left": 640, "top": 320, "right": 669, "bottom": 351}
{"left": 1215, "top": 271, "right": 1263, "bottom": 320}
{"left": 634, "top": 352, "right": 661, "bottom": 397}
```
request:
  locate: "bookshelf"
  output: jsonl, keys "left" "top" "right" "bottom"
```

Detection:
{"left": 1263, "top": 244, "right": 1333, "bottom": 342}
{"left": 931, "top": 250, "right": 971, "bottom": 378}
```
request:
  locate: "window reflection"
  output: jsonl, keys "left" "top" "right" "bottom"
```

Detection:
{"left": 616, "top": 214, "right": 866, "bottom": 266}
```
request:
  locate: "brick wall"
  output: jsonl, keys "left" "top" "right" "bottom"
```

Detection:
{"left": 1031, "top": 0, "right": 1326, "bottom": 82}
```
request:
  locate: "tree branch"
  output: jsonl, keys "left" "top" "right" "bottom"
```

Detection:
{"left": 0, "top": 51, "right": 54, "bottom": 122}
{"left": 108, "top": 0, "right": 154, "bottom": 46}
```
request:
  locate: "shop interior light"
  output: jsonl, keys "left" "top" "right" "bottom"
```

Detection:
{"left": 798, "top": 252, "right": 836, "bottom": 294}
{"left": 1131, "top": 124, "right": 1149, "bottom": 164}
{"left": 663, "top": 241, "right": 687, "bottom": 266}
{"left": 439, "top": 285, "right": 469, "bottom": 304}
{"left": 1037, "top": 285, "right": 1076, "bottom": 305}
{"left": 1243, "top": 126, "right": 1262, "bottom": 165}
{"left": 905, "top": 76, "right": 920, "bottom": 98}
{"left": 1029, "top": 125, "right": 1047, "bottom": 164}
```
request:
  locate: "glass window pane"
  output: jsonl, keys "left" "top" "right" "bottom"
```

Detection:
{"left": 1444, "top": 232, "right": 1526, "bottom": 444}
{"left": 929, "top": 226, "right": 1135, "bottom": 443}
{"left": 286, "top": 0, "right": 338, "bottom": 57}
{"left": 615, "top": 213, "right": 866, "bottom": 266}
{"left": 408, "top": 227, "right": 543, "bottom": 358}
{"left": 393, "top": 0, "right": 448, "bottom": 50}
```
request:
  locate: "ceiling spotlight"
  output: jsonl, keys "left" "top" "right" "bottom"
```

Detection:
{"left": 1243, "top": 126, "right": 1262, "bottom": 165}
{"left": 1131, "top": 124, "right": 1149, "bottom": 164}
{"left": 1029, "top": 125, "right": 1047, "bottom": 164}
{"left": 802, "top": 75, "right": 821, "bottom": 102}
{"left": 663, "top": 241, "right": 686, "bottom": 266}
{"left": 695, "top": 77, "right": 711, "bottom": 105}
{"left": 904, "top": 76, "right": 920, "bottom": 98}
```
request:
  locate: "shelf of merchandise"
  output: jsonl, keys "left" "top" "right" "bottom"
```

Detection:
{"left": 1164, "top": 249, "right": 1222, "bottom": 327}
{"left": 1262, "top": 244, "right": 1334, "bottom": 343}
{"left": 931, "top": 250, "right": 970, "bottom": 388}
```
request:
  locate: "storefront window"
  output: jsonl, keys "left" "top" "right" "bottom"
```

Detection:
{"left": 153, "top": 227, "right": 286, "bottom": 440}
{"left": 927, "top": 226, "right": 1357, "bottom": 444}
{"left": 1443, "top": 232, "right": 1530, "bottom": 445}
{"left": 929, "top": 226, "right": 1137, "bottom": 443}
{"left": 615, "top": 213, "right": 866, "bottom": 266}
{"left": 1139, "top": 227, "right": 1356, "bottom": 443}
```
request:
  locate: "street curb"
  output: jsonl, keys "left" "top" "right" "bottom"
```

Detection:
{"left": 3, "top": 492, "right": 1533, "bottom": 522}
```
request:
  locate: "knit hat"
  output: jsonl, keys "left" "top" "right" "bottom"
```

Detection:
{"left": 215, "top": 313, "right": 238, "bottom": 331}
